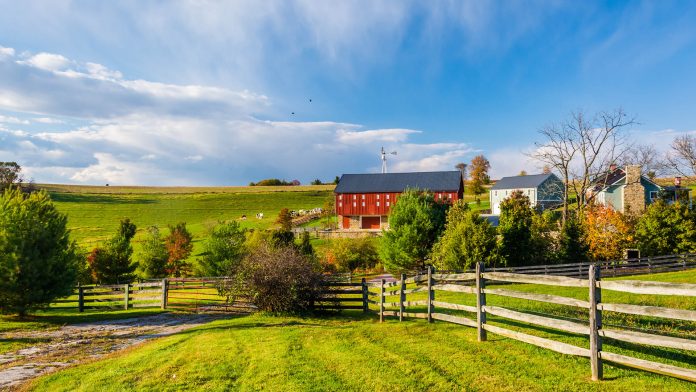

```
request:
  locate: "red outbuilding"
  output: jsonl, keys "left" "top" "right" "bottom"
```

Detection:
{"left": 334, "top": 171, "right": 464, "bottom": 230}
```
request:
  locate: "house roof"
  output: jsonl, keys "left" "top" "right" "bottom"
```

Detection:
{"left": 491, "top": 173, "right": 555, "bottom": 190}
{"left": 334, "top": 171, "right": 462, "bottom": 194}
{"left": 590, "top": 167, "right": 661, "bottom": 193}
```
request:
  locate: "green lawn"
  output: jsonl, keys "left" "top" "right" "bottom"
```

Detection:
{"left": 20, "top": 270, "right": 696, "bottom": 391}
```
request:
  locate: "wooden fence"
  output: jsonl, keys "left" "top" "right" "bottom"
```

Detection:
{"left": 315, "top": 279, "right": 370, "bottom": 312}
{"left": 375, "top": 264, "right": 696, "bottom": 383}
{"left": 479, "top": 253, "right": 696, "bottom": 278}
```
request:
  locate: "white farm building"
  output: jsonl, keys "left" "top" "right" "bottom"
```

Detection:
{"left": 489, "top": 173, "right": 564, "bottom": 215}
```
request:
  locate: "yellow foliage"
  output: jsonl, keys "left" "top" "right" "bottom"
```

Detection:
{"left": 583, "top": 205, "right": 635, "bottom": 261}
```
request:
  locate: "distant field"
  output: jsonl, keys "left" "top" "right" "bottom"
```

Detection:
{"left": 41, "top": 185, "right": 333, "bottom": 258}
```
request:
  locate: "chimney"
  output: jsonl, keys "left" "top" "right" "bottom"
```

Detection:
{"left": 675, "top": 176, "right": 682, "bottom": 187}
{"left": 623, "top": 165, "right": 645, "bottom": 215}
{"left": 609, "top": 163, "right": 617, "bottom": 172}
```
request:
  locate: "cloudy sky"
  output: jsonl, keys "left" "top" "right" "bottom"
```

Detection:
{"left": 1, "top": 1, "right": 696, "bottom": 185}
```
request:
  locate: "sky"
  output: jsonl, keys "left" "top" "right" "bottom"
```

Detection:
{"left": 1, "top": 1, "right": 696, "bottom": 185}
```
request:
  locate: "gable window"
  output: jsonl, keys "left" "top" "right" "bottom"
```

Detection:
{"left": 649, "top": 191, "right": 658, "bottom": 201}
{"left": 362, "top": 201, "right": 365, "bottom": 207}
{"left": 376, "top": 201, "right": 380, "bottom": 207}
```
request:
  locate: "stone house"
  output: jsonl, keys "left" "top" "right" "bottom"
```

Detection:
{"left": 489, "top": 173, "right": 564, "bottom": 215}
{"left": 586, "top": 165, "right": 689, "bottom": 215}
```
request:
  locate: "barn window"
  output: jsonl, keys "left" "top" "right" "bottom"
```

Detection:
{"left": 386, "top": 201, "right": 390, "bottom": 207}
{"left": 339, "top": 195, "right": 343, "bottom": 200}
{"left": 362, "top": 202, "right": 365, "bottom": 207}
{"left": 353, "top": 195, "right": 356, "bottom": 199}
{"left": 449, "top": 193, "right": 453, "bottom": 199}
{"left": 386, "top": 194, "right": 390, "bottom": 200}
{"left": 362, "top": 194, "right": 365, "bottom": 199}
{"left": 377, "top": 194, "right": 380, "bottom": 199}
{"left": 353, "top": 202, "right": 356, "bottom": 207}
{"left": 339, "top": 202, "right": 342, "bottom": 207}
{"left": 376, "top": 201, "right": 380, "bottom": 207}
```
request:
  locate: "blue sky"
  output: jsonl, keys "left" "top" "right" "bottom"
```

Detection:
{"left": 1, "top": 1, "right": 696, "bottom": 185}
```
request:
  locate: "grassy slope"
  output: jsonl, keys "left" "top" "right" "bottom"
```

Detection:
{"left": 24, "top": 270, "right": 696, "bottom": 391}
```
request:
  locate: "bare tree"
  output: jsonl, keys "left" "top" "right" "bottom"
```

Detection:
{"left": 665, "top": 134, "right": 696, "bottom": 178}
{"left": 455, "top": 162, "right": 468, "bottom": 181}
{"left": 530, "top": 109, "right": 635, "bottom": 223}
{"left": 622, "top": 144, "right": 664, "bottom": 179}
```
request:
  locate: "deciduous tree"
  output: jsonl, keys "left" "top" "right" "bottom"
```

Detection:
{"left": 0, "top": 162, "right": 23, "bottom": 191}
{"left": 584, "top": 205, "right": 635, "bottom": 261}
{"left": 164, "top": 222, "right": 193, "bottom": 277}
{"left": 469, "top": 155, "right": 490, "bottom": 199}
{"left": 634, "top": 200, "right": 696, "bottom": 256}
{"left": 139, "top": 226, "right": 168, "bottom": 279}
{"left": 198, "top": 221, "right": 246, "bottom": 277}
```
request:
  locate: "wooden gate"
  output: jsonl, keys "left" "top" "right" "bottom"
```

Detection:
{"left": 165, "top": 278, "right": 255, "bottom": 313}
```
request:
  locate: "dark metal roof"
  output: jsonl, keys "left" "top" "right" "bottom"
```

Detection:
{"left": 491, "top": 173, "right": 556, "bottom": 190}
{"left": 334, "top": 171, "right": 462, "bottom": 194}
{"left": 590, "top": 168, "right": 626, "bottom": 192}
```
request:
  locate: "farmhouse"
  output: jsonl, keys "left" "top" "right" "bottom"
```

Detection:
{"left": 490, "top": 173, "right": 564, "bottom": 215}
{"left": 334, "top": 171, "right": 463, "bottom": 230}
{"left": 587, "top": 164, "right": 690, "bottom": 215}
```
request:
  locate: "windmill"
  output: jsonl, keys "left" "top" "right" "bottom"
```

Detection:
{"left": 381, "top": 147, "right": 397, "bottom": 174}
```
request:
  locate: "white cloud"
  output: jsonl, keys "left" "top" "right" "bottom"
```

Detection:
{"left": 23, "top": 52, "right": 71, "bottom": 72}
{"left": 0, "top": 46, "right": 14, "bottom": 57}
{"left": 336, "top": 128, "right": 420, "bottom": 144}
{"left": 0, "top": 115, "right": 30, "bottom": 124}
{"left": 33, "top": 117, "right": 64, "bottom": 124}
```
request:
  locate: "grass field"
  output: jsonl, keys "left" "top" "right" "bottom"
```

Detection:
{"left": 17, "top": 270, "right": 696, "bottom": 391}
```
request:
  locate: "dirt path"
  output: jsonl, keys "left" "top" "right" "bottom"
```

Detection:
{"left": 0, "top": 313, "right": 226, "bottom": 390}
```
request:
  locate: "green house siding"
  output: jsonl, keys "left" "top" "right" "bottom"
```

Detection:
{"left": 641, "top": 178, "right": 661, "bottom": 205}
{"left": 597, "top": 176, "right": 662, "bottom": 212}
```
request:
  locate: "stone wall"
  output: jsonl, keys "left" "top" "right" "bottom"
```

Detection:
{"left": 623, "top": 165, "right": 645, "bottom": 215}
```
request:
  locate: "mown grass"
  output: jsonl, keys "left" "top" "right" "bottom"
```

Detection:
{"left": 25, "top": 311, "right": 694, "bottom": 392}
{"left": 18, "top": 270, "right": 696, "bottom": 391}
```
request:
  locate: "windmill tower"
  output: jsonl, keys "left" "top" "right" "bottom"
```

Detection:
{"left": 381, "top": 147, "right": 397, "bottom": 174}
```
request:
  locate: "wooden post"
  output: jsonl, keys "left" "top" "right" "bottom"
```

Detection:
{"left": 427, "top": 266, "right": 433, "bottom": 323}
{"left": 161, "top": 278, "right": 168, "bottom": 310}
{"left": 589, "top": 264, "right": 603, "bottom": 380}
{"left": 361, "top": 278, "right": 368, "bottom": 313}
{"left": 124, "top": 284, "right": 130, "bottom": 310}
{"left": 379, "top": 279, "right": 385, "bottom": 322}
{"left": 476, "top": 262, "right": 487, "bottom": 342}
{"left": 78, "top": 284, "right": 84, "bottom": 313}
{"left": 399, "top": 273, "right": 406, "bottom": 321}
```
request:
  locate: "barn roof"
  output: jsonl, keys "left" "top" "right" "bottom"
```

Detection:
{"left": 334, "top": 171, "right": 462, "bottom": 194}
{"left": 491, "top": 173, "right": 555, "bottom": 190}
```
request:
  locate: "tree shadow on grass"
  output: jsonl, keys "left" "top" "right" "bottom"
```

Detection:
{"left": 49, "top": 193, "right": 157, "bottom": 204}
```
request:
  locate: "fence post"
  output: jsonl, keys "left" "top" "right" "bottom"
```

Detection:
{"left": 683, "top": 254, "right": 687, "bottom": 271}
{"left": 427, "top": 266, "right": 433, "bottom": 323}
{"left": 379, "top": 279, "right": 385, "bottom": 322}
{"left": 361, "top": 278, "right": 368, "bottom": 313}
{"left": 78, "top": 284, "right": 84, "bottom": 313}
{"left": 399, "top": 273, "right": 406, "bottom": 322}
{"left": 476, "top": 262, "right": 487, "bottom": 342}
{"left": 161, "top": 278, "right": 168, "bottom": 310}
{"left": 124, "top": 284, "right": 130, "bottom": 310}
{"left": 589, "top": 264, "right": 603, "bottom": 380}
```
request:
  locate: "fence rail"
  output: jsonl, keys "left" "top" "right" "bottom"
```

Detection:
{"left": 375, "top": 263, "right": 696, "bottom": 383}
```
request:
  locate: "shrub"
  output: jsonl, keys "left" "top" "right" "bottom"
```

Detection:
{"left": 324, "top": 237, "right": 380, "bottom": 272}
{"left": 556, "top": 214, "right": 589, "bottom": 264}
{"left": 198, "top": 221, "right": 247, "bottom": 276}
{"left": 237, "top": 245, "right": 323, "bottom": 313}
{"left": 379, "top": 189, "right": 448, "bottom": 271}
{"left": 88, "top": 218, "right": 138, "bottom": 284}
{"left": 276, "top": 208, "right": 293, "bottom": 231}
{"left": 635, "top": 200, "right": 696, "bottom": 256}
{"left": 139, "top": 226, "right": 169, "bottom": 279}
{"left": 431, "top": 200, "right": 497, "bottom": 271}
{"left": 0, "top": 189, "right": 80, "bottom": 316}
{"left": 298, "top": 231, "right": 314, "bottom": 256}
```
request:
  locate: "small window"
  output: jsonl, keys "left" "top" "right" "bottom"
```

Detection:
{"left": 376, "top": 201, "right": 380, "bottom": 207}
{"left": 353, "top": 195, "right": 356, "bottom": 199}
{"left": 339, "top": 202, "right": 342, "bottom": 207}
{"left": 449, "top": 193, "right": 453, "bottom": 199}
{"left": 339, "top": 195, "right": 343, "bottom": 200}
{"left": 377, "top": 194, "right": 380, "bottom": 199}
{"left": 386, "top": 201, "right": 390, "bottom": 207}
{"left": 494, "top": 191, "right": 497, "bottom": 196}
{"left": 650, "top": 191, "right": 658, "bottom": 201}
{"left": 386, "top": 194, "right": 390, "bottom": 200}
{"left": 362, "top": 194, "right": 365, "bottom": 199}
{"left": 353, "top": 202, "right": 356, "bottom": 207}
{"left": 362, "top": 202, "right": 365, "bottom": 207}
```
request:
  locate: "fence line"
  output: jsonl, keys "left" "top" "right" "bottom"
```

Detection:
{"left": 375, "top": 263, "right": 696, "bottom": 383}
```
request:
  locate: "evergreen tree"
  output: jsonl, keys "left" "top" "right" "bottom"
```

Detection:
{"left": 0, "top": 189, "right": 80, "bottom": 316}
{"left": 88, "top": 218, "right": 138, "bottom": 284}
{"left": 431, "top": 200, "right": 497, "bottom": 271}
{"left": 557, "top": 214, "right": 589, "bottom": 264}
{"left": 635, "top": 200, "right": 696, "bottom": 256}
{"left": 379, "top": 189, "right": 448, "bottom": 271}
{"left": 497, "top": 191, "right": 535, "bottom": 266}
{"left": 276, "top": 208, "right": 293, "bottom": 231}
{"left": 298, "top": 231, "right": 314, "bottom": 257}
{"left": 139, "top": 226, "right": 169, "bottom": 279}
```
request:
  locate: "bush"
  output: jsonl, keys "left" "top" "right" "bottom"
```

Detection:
{"left": 379, "top": 189, "right": 448, "bottom": 271}
{"left": 584, "top": 205, "right": 635, "bottom": 261}
{"left": 237, "top": 245, "right": 323, "bottom": 313}
{"left": 324, "top": 237, "right": 380, "bottom": 272}
{"left": 557, "top": 214, "right": 589, "bottom": 264}
{"left": 198, "top": 221, "right": 247, "bottom": 276}
{"left": 431, "top": 200, "right": 497, "bottom": 271}
{"left": 0, "top": 189, "right": 80, "bottom": 316}
{"left": 497, "top": 191, "right": 535, "bottom": 266}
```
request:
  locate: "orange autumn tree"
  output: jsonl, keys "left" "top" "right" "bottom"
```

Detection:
{"left": 583, "top": 205, "right": 635, "bottom": 261}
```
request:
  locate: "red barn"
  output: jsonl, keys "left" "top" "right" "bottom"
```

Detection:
{"left": 334, "top": 171, "right": 464, "bottom": 230}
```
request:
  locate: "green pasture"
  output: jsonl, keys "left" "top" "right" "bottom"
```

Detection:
{"left": 16, "top": 270, "right": 696, "bottom": 391}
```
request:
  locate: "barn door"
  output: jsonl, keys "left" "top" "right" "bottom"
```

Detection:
{"left": 361, "top": 216, "right": 380, "bottom": 229}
